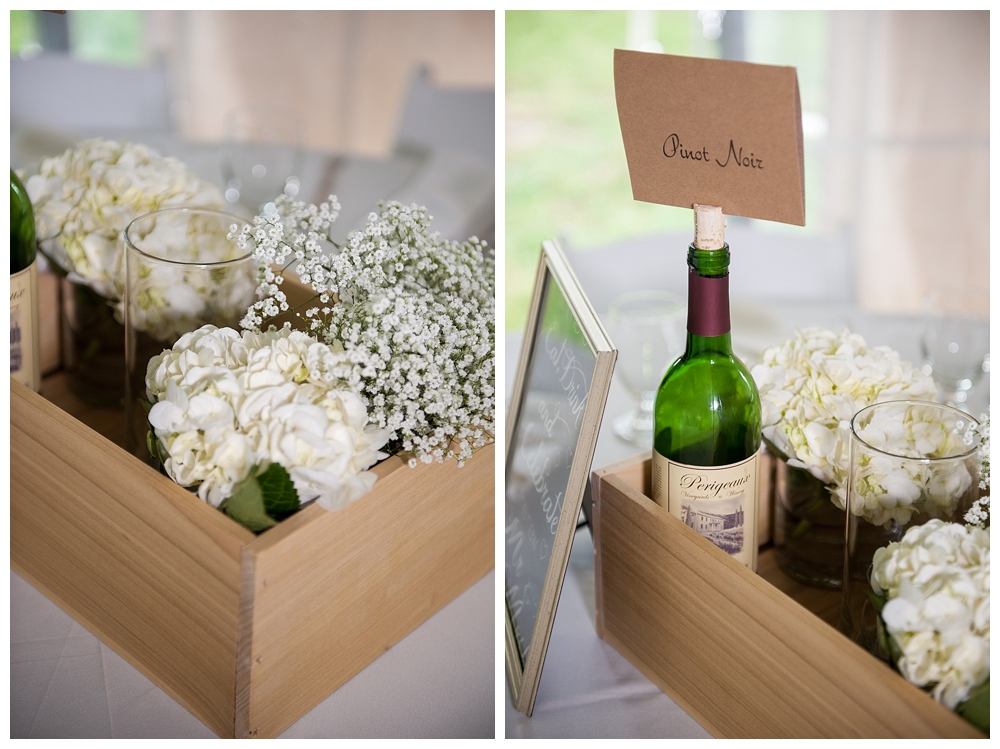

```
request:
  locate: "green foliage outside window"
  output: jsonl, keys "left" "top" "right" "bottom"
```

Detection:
{"left": 505, "top": 10, "right": 829, "bottom": 332}
{"left": 505, "top": 11, "right": 697, "bottom": 331}
{"left": 10, "top": 10, "right": 41, "bottom": 55}
{"left": 10, "top": 10, "right": 145, "bottom": 66}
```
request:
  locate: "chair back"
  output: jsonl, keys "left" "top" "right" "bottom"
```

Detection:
{"left": 394, "top": 66, "right": 493, "bottom": 162}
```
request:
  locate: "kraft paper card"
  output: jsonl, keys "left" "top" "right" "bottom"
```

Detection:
{"left": 615, "top": 49, "right": 805, "bottom": 226}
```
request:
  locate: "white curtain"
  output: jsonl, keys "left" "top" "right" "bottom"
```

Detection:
{"left": 825, "top": 11, "right": 988, "bottom": 313}
{"left": 145, "top": 10, "right": 494, "bottom": 157}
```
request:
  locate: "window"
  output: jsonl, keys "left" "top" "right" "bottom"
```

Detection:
{"left": 10, "top": 10, "right": 146, "bottom": 66}
{"left": 505, "top": 10, "right": 987, "bottom": 328}
{"left": 505, "top": 10, "right": 832, "bottom": 331}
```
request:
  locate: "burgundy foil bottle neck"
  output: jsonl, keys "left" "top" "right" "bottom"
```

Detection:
{"left": 687, "top": 266, "right": 731, "bottom": 337}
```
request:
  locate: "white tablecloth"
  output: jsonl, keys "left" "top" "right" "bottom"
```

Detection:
{"left": 11, "top": 569, "right": 494, "bottom": 739}
{"left": 503, "top": 530, "right": 710, "bottom": 739}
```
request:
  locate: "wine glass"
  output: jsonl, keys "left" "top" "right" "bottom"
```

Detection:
{"left": 220, "top": 104, "right": 303, "bottom": 216}
{"left": 607, "top": 289, "right": 686, "bottom": 446}
{"left": 919, "top": 284, "right": 989, "bottom": 410}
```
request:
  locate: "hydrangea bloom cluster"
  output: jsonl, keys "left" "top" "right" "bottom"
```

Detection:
{"left": 850, "top": 402, "right": 978, "bottom": 526}
{"left": 24, "top": 138, "right": 225, "bottom": 301}
{"left": 871, "top": 519, "right": 990, "bottom": 710}
{"left": 751, "top": 327, "right": 937, "bottom": 509}
{"left": 236, "top": 195, "right": 495, "bottom": 466}
{"left": 145, "top": 324, "right": 389, "bottom": 510}
{"left": 964, "top": 411, "right": 990, "bottom": 529}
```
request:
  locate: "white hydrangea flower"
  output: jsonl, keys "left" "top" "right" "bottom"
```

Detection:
{"left": 751, "top": 328, "right": 937, "bottom": 514}
{"left": 145, "top": 324, "right": 389, "bottom": 512}
{"left": 25, "top": 138, "right": 226, "bottom": 302}
{"left": 871, "top": 519, "right": 990, "bottom": 710}
{"left": 235, "top": 195, "right": 495, "bottom": 467}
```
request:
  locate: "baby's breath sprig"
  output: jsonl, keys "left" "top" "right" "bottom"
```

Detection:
{"left": 964, "top": 409, "right": 990, "bottom": 529}
{"left": 236, "top": 195, "right": 495, "bottom": 466}
{"left": 236, "top": 195, "right": 343, "bottom": 329}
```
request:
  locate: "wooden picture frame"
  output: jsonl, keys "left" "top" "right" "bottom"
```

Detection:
{"left": 504, "top": 239, "right": 616, "bottom": 716}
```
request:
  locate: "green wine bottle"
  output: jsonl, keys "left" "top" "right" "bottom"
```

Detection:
{"left": 11, "top": 168, "right": 41, "bottom": 392}
{"left": 651, "top": 204, "right": 761, "bottom": 570}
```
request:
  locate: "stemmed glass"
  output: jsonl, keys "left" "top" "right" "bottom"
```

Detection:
{"left": 607, "top": 289, "right": 685, "bottom": 446}
{"left": 919, "top": 284, "right": 989, "bottom": 410}
{"left": 220, "top": 104, "right": 303, "bottom": 216}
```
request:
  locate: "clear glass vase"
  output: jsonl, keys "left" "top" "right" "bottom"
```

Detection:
{"left": 59, "top": 276, "right": 127, "bottom": 407}
{"left": 772, "top": 455, "right": 845, "bottom": 589}
{"left": 841, "top": 400, "right": 980, "bottom": 653}
{"left": 123, "top": 208, "right": 257, "bottom": 464}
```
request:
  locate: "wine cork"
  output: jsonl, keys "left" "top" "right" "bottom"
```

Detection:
{"left": 693, "top": 204, "right": 726, "bottom": 250}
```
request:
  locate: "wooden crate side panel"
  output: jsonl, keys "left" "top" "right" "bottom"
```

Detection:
{"left": 11, "top": 384, "right": 251, "bottom": 738}
{"left": 234, "top": 545, "right": 258, "bottom": 740}
{"left": 240, "top": 443, "right": 496, "bottom": 738}
{"left": 595, "top": 472, "right": 981, "bottom": 739}
{"left": 592, "top": 453, "right": 649, "bottom": 638}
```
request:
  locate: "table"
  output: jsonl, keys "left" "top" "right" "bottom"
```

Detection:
{"left": 12, "top": 569, "right": 493, "bottom": 739}
{"left": 504, "top": 236, "right": 989, "bottom": 737}
{"left": 10, "top": 125, "right": 495, "bottom": 245}
{"left": 10, "top": 125, "right": 496, "bottom": 739}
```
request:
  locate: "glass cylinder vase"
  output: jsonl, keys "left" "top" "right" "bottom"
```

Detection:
{"left": 841, "top": 400, "right": 980, "bottom": 654}
{"left": 124, "top": 208, "right": 257, "bottom": 464}
{"left": 59, "top": 276, "right": 127, "bottom": 406}
{"left": 772, "top": 455, "right": 845, "bottom": 589}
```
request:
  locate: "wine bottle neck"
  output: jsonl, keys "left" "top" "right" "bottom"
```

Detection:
{"left": 685, "top": 243, "right": 731, "bottom": 353}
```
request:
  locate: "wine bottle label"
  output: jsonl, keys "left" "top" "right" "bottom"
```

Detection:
{"left": 652, "top": 451, "right": 759, "bottom": 570}
{"left": 11, "top": 261, "right": 41, "bottom": 392}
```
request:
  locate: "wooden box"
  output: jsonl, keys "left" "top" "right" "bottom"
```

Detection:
{"left": 591, "top": 453, "right": 983, "bottom": 739}
{"left": 11, "top": 382, "right": 494, "bottom": 738}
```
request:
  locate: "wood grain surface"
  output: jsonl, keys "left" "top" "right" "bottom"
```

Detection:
{"left": 592, "top": 453, "right": 983, "bottom": 739}
{"left": 237, "top": 445, "right": 495, "bottom": 737}
{"left": 11, "top": 381, "right": 253, "bottom": 737}
{"left": 13, "top": 377, "right": 495, "bottom": 738}
{"left": 16, "top": 272, "right": 496, "bottom": 738}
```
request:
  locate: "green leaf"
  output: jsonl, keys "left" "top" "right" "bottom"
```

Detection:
{"left": 257, "top": 463, "right": 301, "bottom": 521}
{"left": 868, "top": 595, "right": 895, "bottom": 664}
{"left": 143, "top": 403, "right": 170, "bottom": 470}
{"left": 221, "top": 463, "right": 301, "bottom": 533}
{"left": 789, "top": 518, "right": 814, "bottom": 540}
{"left": 146, "top": 427, "right": 159, "bottom": 466}
{"left": 223, "top": 474, "right": 277, "bottom": 533}
{"left": 867, "top": 590, "right": 887, "bottom": 615}
{"left": 957, "top": 680, "right": 989, "bottom": 735}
